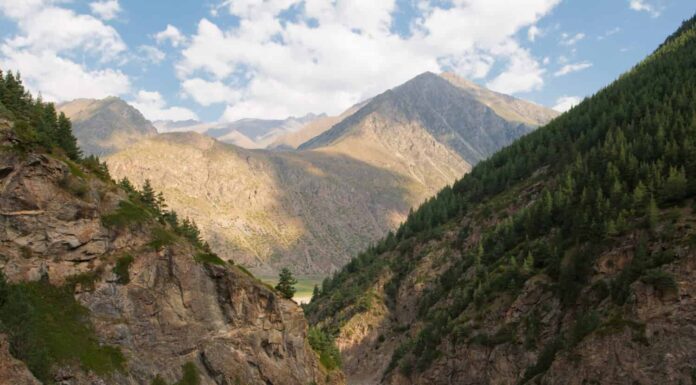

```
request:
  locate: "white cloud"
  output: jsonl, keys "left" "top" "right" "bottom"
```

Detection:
{"left": 176, "top": 0, "right": 561, "bottom": 120}
{"left": 137, "top": 45, "right": 165, "bottom": 64}
{"left": 181, "top": 78, "right": 241, "bottom": 106}
{"left": 553, "top": 95, "right": 582, "bottom": 112}
{"left": 554, "top": 61, "right": 592, "bottom": 77}
{"left": 0, "top": 0, "right": 130, "bottom": 102}
{"left": 486, "top": 44, "right": 545, "bottom": 94}
{"left": 528, "top": 25, "right": 541, "bottom": 42}
{"left": 559, "top": 32, "right": 585, "bottom": 46}
{"left": 628, "top": 0, "right": 661, "bottom": 17}
{"left": 89, "top": 0, "right": 121, "bottom": 21}
{"left": 1, "top": 48, "right": 130, "bottom": 101}
{"left": 597, "top": 27, "right": 621, "bottom": 40}
{"left": 155, "top": 24, "right": 186, "bottom": 47}
{"left": 130, "top": 90, "right": 198, "bottom": 121}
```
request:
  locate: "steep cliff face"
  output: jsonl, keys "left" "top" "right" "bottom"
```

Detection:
{"left": 306, "top": 16, "right": 696, "bottom": 385}
{"left": 0, "top": 121, "right": 339, "bottom": 385}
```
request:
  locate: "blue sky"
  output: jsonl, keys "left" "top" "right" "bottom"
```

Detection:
{"left": 0, "top": 0, "right": 693, "bottom": 125}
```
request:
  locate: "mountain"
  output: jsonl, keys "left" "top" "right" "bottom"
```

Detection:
{"left": 58, "top": 97, "right": 157, "bottom": 156}
{"left": 156, "top": 113, "right": 325, "bottom": 149}
{"left": 106, "top": 74, "right": 555, "bottom": 276}
{"left": 297, "top": 73, "right": 556, "bottom": 193}
{"left": 269, "top": 101, "right": 371, "bottom": 150}
{"left": 306, "top": 16, "right": 696, "bottom": 385}
{"left": 0, "top": 81, "right": 341, "bottom": 384}
{"left": 106, "top": 132, "right": 413, "bottom": 276}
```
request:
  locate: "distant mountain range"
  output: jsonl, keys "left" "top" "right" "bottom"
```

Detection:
{"left": 101, "top": 72, "right": 557, "bottom": 275}
{"left": 154, "top": 113, "right": 326, "bottom": 149}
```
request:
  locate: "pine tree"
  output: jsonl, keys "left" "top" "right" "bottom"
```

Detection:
{"left": 275, "top": 268, "right": 297, "bottom": 299}
{"left": 661, "top": 166, "right": 687, "bottom": 203}
{"left": 312, "top": 284, "right": 320, "bottom": 301}
{"left": 647, "top": 196, "right": 659, "bottom": 231}
{"left": 140, "top": 180, "right": 156, "bottom": 208}
{"left": 56, "top": 112, "right": 80, "bottom": 160}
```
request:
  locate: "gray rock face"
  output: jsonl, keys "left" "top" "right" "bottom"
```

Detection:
{"left": 299, "top": 72, "right": 557, "bottom": 165}
{"left": 0, "top": 139, "right": 339, "bottom": 385}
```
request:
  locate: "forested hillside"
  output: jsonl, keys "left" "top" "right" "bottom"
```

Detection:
{"left": 306, "top": 15, "right": 696, "bottom": 385}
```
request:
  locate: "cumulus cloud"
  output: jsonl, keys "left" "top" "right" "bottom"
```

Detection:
{"left": 0, "top": 0, "right": 130, "bottom": 102}
{"left": 89, "top": 0, "right": 121, "bottom": 20}
{"left": 628, "top": 0, "right": 661, "bottom": 17}
{"left": 553, "top": 95, "right": 582, "bottom": 112}
{"left": 181, "top": 78, "right": 241, "bottom": 106}
{"left": 1, "top": 48, "right": 130, "bottom": 101}
{"left": 155, "top": 25, "right": 187, "bottom": 47}
{"left": 559, "top": 32, "right": 585, "bottom": 46}
{"left": 137, "top": 45, "right": 166, "bottom": 64}
{"left": 130, "top": 90, "right": 198, "bottom": 121}
{"left": 554, "top": 61, "right": 592, "bottom": 77}
{"left": 175, "top": 0, "right": 560, "bottom": 120}
{"left": 528, "top": 25, "right": 542, "bottom": 42}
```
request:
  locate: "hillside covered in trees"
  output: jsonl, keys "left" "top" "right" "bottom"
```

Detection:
{"left": 306, "top": 15, "right": 696, "bottom": 385}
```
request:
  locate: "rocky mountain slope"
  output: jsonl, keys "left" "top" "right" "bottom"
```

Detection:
{"left": 58, "top": 97, "right": 157, "bottom": 156}
{"left": 107, "top": 74, "right": 555, "bottom": 276}
{"left": 269, "top": 101, "right": 370, "bottom": 150}
{"left": 299, "top": 72, "right": 556, "bottom": 166}
{"left": 0, "top": 85, "right": 340, "bottom": 384}
{"left": 306, "top": 16, "right": 696, "bottom": 385}
{"left": 106, "top": 132, "right": 413, "bottom": 276}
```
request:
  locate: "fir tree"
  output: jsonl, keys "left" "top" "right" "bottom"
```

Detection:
{"left": 275, "top": 268, "right": 297, "bottom": 299}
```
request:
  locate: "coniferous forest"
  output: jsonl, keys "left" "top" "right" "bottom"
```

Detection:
{"left": 307, "top": 15, "right": 696, "bottom": 382}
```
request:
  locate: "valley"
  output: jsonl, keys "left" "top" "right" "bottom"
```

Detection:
{"left": 0, "top": 2, "right": 694, "bottom": 385}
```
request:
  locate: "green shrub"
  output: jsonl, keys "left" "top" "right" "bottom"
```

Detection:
{"left": 102, "top": 200, "right": 150, "bottom": 228}
{"left": 175, "top": 362, "right": 200, "bottom": 385}
{"left": 640, "top": 269, "right": 678, "bottom": 294}
{"left": 149, "top": 227, "right": 176, "bottom": 250}
{"left": 65, "top": 270, "right": 101, "bottom": 291}
{"left": 150, "top": 362, "right": 200, "bottom": 385}
{"left": 194, "top": 252, "right": 225, "bottom": 266}
{"left": 568, "top": 311, "right": 600, "bottom": 347}
{"left": 0, "top": 273, "right": 125, "bottom": 382}
{"left": 307, "top": 327, "right": 341, "bottom": 370}
{"left": 521, "top": 337, "right": 563, "bottom": 383}
{"left": 113, "top": 254, "right": 134, "bottom": 284}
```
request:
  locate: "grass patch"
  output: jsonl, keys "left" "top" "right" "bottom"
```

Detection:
{"left": 194, "top": 252, "right": 225, "bottom": 266}
{"left": 102, "top": 200, "right": 150, "bottom": 228}
{"left": 65, "top": 159, "right": 87, "bottom": 179}
{"left": 0, "top": 274, "right": 125, "bottom": 382}
{"left": 113, "top": 254, "right": 134, "bottom": 284}
{"left": 236, "top": 265, "right": 255, "bottom": 278}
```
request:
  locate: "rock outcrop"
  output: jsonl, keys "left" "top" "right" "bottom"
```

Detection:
{"left": 0, "top": 129, "right": 339, "bottom": 385}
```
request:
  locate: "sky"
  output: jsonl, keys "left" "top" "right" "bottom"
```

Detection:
{"left": 0, "top": 0, "right": 693, "bottom": 125}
